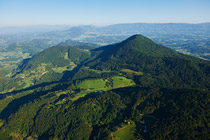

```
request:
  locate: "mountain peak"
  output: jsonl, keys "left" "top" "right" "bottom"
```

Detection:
{"left": 116, "top": 34, "right": 178, "bottom": 57}
{"left": 93, "top": 34, "right": 178, "bottom": 58}
{"left": 123, "top": 34, "right": 151, "bottom": 42}
{"left": 119, "top": 34, "right": 156, "bottom": 48}
{"left": 126, "top": 34, "right": 144, "bottom": 39}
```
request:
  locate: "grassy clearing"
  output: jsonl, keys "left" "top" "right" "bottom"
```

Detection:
{"left": 87, "top": 67, "right": 111, "bottom": 73}
{"left": 121, "top": 69, "right": 143, "bottom": 75}
{"left": 112, "top": 76, "right": 134, "bottom": 88}
{"left": 52, "top": 62, "right": 76, "bottom": 73}
{"left": 52, "top": 66, "right": 69, "bottom": 73}
{"left": 71, "top": 91, "right": 92, "bottom": 101}
{"left": 78, "top": 79, "right": 106, "bottom": 90}
{"left": 56, "top": 91, "right": 67, "bottom": 96}
{"left": 55, "top": 100, "right": 64, "bottom": 105}
{"left": 112, "top": 123, "right": 136, "bottom": 140}
{"left": 23, "top": 78, "right": 33, "bottom": 88}
{"left": 121, "top": 69, "right": 137, "bottom": 73}
{"left": 71, "top": 76, "right": 135, "bottom": 101}
{"left": 0, "top": 119, "right": 4, "bottom": 127}
{"left": 64, "top": 52, "right": 69, "bottom": 60}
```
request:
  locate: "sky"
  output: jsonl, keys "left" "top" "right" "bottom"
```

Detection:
{"left": 0, "top": 0, "right": 210, "bottom": 26}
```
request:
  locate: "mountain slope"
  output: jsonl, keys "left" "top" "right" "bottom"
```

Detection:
{"left": 0, "top": 34, "right": 210, "bottom": 140}
{"left": 82, "top": 35, "right": 210, "bottom": 89}
{"left": 87, "top": 34, "right": 187, "bottom": 69}
{"left": 10, "top": 45, "right": 91, "bottom": 87}
{"left": 0, "top": 85, "right": 209, "bottom": 140}
{"left": 20, "top": 45, "right": 90, "bottom": 71}
{"left": 6, "top": 34, "right": 210, "bottom": 91}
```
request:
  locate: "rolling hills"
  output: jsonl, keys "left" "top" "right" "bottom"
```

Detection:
{"left": 14, "top": 34, "right": 210, "bottom": 89}
{"left": 84, "top": 35, "right": 210, "bottom": 88}
{"left": 0, "top": 34, "right": 210, "bottom": 140}
{"left": 1, "top": 23, "right": 210, "bottom": 69}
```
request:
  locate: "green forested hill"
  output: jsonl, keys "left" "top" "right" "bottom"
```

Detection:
{"left": 0, "top": 34, "right": 210, "bottom": 140}
{"left": 20, "top": 45, "right": 90, "bottom": 71}
{"left": 83, "top": 35, "right": 210, "bottom": 89}
{"left": 86, "top": 34, "right": 181, "bottom": 71}
{"left": 16, "top": 34, "right": 210, "bottom": 89}
{"left": 0, "top": 45, "right": 91, "bottom": 93}
{"left": 0, "top": 86, "right": 209, "bottom": 140}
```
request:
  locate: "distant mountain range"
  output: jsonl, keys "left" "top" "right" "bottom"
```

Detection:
{"left": 0, "top": 23, "right": 210, "bottom": 69}
{"left": 0, "top": 25, "right": 72, "bottom": 34}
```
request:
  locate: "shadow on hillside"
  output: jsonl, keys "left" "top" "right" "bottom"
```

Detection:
{"left": 0, "top": 80, "right": 74, "bottom": 120}
{"left": 0, "top": 63, "right": 94, "bottom": 120}
{"left": 60, "top": 62, "right": 85, "bottom": 81}
{"left": 0, "top": 57, "right": 87, "bottom": 100}
{"left": 73, "top": 87, "right": 150, "bottom": 105}
{"left": 111, "top": 86, "right": 150, "bottom": 97}
{"left": 73, "top": 92, "right": 100, "bottom": 105}
{"left": 0, "top": 81, "right": 60, "bottom": 100}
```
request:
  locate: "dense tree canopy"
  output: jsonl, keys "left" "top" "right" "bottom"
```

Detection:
{"left": 0, "top": 34, "right": 210, "bottom": 140}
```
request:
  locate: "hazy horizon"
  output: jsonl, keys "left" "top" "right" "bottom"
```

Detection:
{"left": 1, "top": 22, "right": 210, "bottom": 28}
{"left": 1, "top": 0, "right": 210, "bottom": 26}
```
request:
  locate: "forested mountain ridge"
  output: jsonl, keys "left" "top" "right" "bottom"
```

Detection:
{"left": 1, "top": 23, "right": 210, "bottom": 70}
{"left": 0, "top": 34, "right": 210, "bottom": 140}
{"left": 0, "top": 45, "right": 92, "bottom": 93}
{"left": 83, "top": 34, "right": 210, "bottom": 89}
{"left": 15, "top": 34, "right": 210, "bottom": 89}
{"left": 19, "top": 45, "right": 90, "bottom": 71}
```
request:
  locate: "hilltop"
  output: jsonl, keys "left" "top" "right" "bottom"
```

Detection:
{"left": 0, "top": 34, "right": 210, "bottom": 140}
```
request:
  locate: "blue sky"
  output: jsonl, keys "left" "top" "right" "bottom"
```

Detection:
{"left": 0, "top": 0, "right": 210, "bottom": 26}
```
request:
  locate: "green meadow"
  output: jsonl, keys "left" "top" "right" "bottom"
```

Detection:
{"left": 71, "top": 76, "right": 135, "bottom": 101}
{"left": 112, "top": 122, "right": 136, "bottom": 140}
